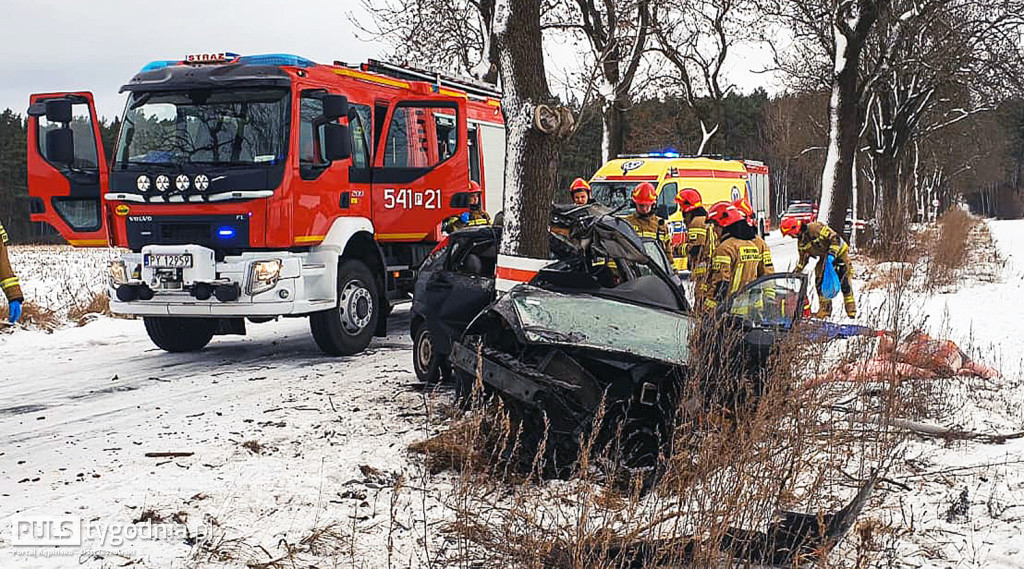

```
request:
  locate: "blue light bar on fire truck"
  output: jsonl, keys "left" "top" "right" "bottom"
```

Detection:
{"left": 138, "top": 53, "right": 317, "bottom": 73}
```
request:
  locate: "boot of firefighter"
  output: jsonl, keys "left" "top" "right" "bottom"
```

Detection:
{"left": 815, "top": 297, "right": 833, "bottom": 319}
{"left": 844, "top": 293, "right": 857, "bottom": 318}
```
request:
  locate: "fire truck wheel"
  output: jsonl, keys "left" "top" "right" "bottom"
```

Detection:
{"left": 310, "top": 259, "right": 380, "bottom": 356}
{"left": 143, "top": 317, "right": 218, "bottom": 352}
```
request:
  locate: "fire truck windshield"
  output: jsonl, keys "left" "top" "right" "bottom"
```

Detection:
{"left": 114, "top": 88, "right": 289, "bottom": 169}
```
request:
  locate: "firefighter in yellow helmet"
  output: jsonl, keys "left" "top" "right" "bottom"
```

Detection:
{"left": 704, "top": 204, "right": 770, "bottom": 310}
{"left": 780, "top": 217, "right": 856, "bottom": 318}
{"left": 622, "top": 182, "right": 673, "bottom": 263}
{"left": 442, "top": 181, "right": 491, "bottom": 232}
{"left": 1, "top": 221, "right": 24, "bottom": 324}
{"left": 569, "top": 178, "right": 593, "bottom": 205}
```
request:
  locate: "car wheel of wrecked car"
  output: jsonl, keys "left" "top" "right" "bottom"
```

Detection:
{"left": 413, "top": 322, "right": 443, "bottom": 383}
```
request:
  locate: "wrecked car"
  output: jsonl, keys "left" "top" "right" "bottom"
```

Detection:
{"left": 411, "top": 204, "right": 690, "bottom": 384}
{"left": 443, "top": 207, "right": 810, "bottom": 472}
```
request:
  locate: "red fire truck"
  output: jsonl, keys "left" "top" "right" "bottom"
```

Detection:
{"left": 26, "top": 54, "right": 506, "bottom": 355}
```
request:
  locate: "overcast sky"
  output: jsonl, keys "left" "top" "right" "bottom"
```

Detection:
{"left": 0, "top": 0, "right": 779, "bottom": 122}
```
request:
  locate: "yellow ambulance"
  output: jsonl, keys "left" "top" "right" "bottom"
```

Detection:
{"left": 588, "top": 154, "right": 771, "bottom": 270}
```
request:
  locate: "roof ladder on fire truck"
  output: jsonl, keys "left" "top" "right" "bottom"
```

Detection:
{"left": 340, "top": 59, "right": 503, "bottom": 101}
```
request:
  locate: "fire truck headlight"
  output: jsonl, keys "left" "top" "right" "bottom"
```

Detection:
{"left": 248, "top": 259, "right": 283, "bottom": 295}
{"left": 108, "top": 260, "right": 129, "bottom": 285}
{"left": 136, "top": 175, "right": 151, "bottom": 193}
{"left": 174, "top": 174, "right": 190, "bottom": 192}
{"left": 194, "top": 174, "right": 209, "bottom": 192}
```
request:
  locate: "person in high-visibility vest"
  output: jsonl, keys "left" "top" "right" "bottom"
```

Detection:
{"left": 0, "top": 221, "right": 24, "bottom": 324}
{"left": 442, "top": 181, "right": 491, "bottom": 232}
{"left": 622, "top": 182, "right": 673, "bottom": 263}
{"left": 733, "top": 198, "right": 773, "bottom": 274}
{"left": 675, "top": 188, "right": 713, "bottom": 305}
{"left": 704, "top": 205, "right": 770, "bottom": 310}
{"left": 781, "top": 218, "right": 856, "bottom": 318}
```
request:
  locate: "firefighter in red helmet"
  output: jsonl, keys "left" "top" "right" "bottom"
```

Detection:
{"left": 675, "top": 188, "right": 713, "bottom": 304}
{"left": 442, "top": 181, "right": 491, "bottom": 233}
{"left": 623, "top": 182, "right": 673, "bottom": 263}
{"left": 704, "top": 204, "right": 770, "bottom": 310}
{"left": 569, "top": 178, "right": 592, "bottom": 205}
{"left": 781, "top": 217, "right": 856, "bottom": 318}
{"left": 733, "top": 197, "right": 774, "bottom": 274}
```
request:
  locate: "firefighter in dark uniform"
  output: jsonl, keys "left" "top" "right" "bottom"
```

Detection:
{"left": 675, "top": 188, "right": 713, "bottom": 305}
{"left": 622, "top": 182, "right": 673, "bottom": 264}
{"left": 1, "top": 221, "right": 24, "bottom": 323}
{"left": 781, "top": 218, "right": 856, "bottom": 318}
{"left": 442, "top": 181, "right": 491, "bottom": 232}
{"left": 704, "top": 205, "right": 770, "bottom": 310}
{"left": 569, "top": 177, "right": 593, "bottom": 205}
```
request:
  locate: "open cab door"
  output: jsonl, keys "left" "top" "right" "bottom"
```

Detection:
{"left": 26, "top": 92, "right": 109, "bottom": 246}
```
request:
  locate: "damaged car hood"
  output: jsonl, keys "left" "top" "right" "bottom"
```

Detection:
{"left": 492, "top": 286, "right": 692, "bottom": 366}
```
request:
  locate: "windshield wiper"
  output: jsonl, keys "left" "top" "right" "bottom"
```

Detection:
{"left": 186, "top": 160, "right": 261, "bottom": 166}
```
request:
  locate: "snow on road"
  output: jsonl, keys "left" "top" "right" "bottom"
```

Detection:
{"left": 1, "top": 307, "right": 455, "bottom": 568}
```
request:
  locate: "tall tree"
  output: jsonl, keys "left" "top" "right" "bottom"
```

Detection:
{"left": 493, "top": 0, "right": 572, "bottom": 257}
{"left": 570, "top": 0, "right": 651, "bottom": 161}
{"left": 651, "top": 0, "right": 754, "bottom": 154}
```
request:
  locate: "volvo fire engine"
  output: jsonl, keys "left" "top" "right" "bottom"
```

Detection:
{"left": 27, "top": 54, "right": 506, "bottom": 355}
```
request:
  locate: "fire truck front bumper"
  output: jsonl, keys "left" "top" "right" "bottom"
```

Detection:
{"left": 106, "top": 245, "right": 337, "bottom": 317}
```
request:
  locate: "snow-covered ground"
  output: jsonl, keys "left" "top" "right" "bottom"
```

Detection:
{"left": 1, "top": 221, "right": 1022, "bottom": 568}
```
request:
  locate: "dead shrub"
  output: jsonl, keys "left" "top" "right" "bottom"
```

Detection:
{"left": 926, "top": 208, "right": 978, "bottom": 287}
{"left": 68, "top": 292, "right": 113, "bottom": 326}
{"left": 1, "top": 300, "right": 60, "bottom": 332}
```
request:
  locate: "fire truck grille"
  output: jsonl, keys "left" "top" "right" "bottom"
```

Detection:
{"left": 126, "top": 215, "right": 251, "bottom": 251}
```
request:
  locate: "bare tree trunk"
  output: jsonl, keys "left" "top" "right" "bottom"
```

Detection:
{"left": 601, "top": 96, "right": 626, "bottom": 162}
{"left": 818, "top": 0, "right": 880, "bottom": 231}
{"left": 494, "top": 0, "right": 561, "bottom": 258}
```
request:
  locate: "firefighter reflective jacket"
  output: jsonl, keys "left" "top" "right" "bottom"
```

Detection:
{"left": 706, "top": 235, "right": 766, "bottom": 308}
{"left": 753, "top": 235, "right": 774, "bottom": 274}
{"left": 623, "top": 213, "right": 674, "bottom": 263}
{"left": 443, "top": 210, "right": 491, "bottom": 233}
{"left": 0, "top": 222, "right": 24, "bottom": 303}
{"left": 795, "top": 221, "right": 847, "bottom": 272}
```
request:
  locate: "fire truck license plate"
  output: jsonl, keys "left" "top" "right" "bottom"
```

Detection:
{"left": 145, "top": 253, "right": 193, "bottom": 269}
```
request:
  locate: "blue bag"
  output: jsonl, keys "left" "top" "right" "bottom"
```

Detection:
{"left": 820, "top": 254, "right": 841, "bottom": 299}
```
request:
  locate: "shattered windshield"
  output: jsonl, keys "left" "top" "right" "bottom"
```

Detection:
{"left": 509, "top": 288, "right": 691, "bottom": 365}
{"left": 114, "top": 88, "right": 289, "bottom": 168}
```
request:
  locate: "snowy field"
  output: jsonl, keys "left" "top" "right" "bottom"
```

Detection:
{"left": 0, "top": 221, "right": 1022, "bottom": 568}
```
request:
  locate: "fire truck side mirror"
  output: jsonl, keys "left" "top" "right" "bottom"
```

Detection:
{"left": 322, "top": 95, "right": 349, "bottom": 121}
{"left": 323, "top": 123, "right": 352, "bottom": 161}
{"left": 45, "top": 99, "right": 73, "bottom": 124}
{"left": 46, "top": 128, "right": 76, "bottom": 165}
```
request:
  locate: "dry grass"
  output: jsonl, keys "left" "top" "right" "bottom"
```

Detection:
{"left": 68, "top": 291, "right": 114, "bottom": 326}
{"left": 926, "top": 209, "right": 979, "bottom": 288}
{"left": 1, "top": 300, "right": 61, "bottom": 331}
